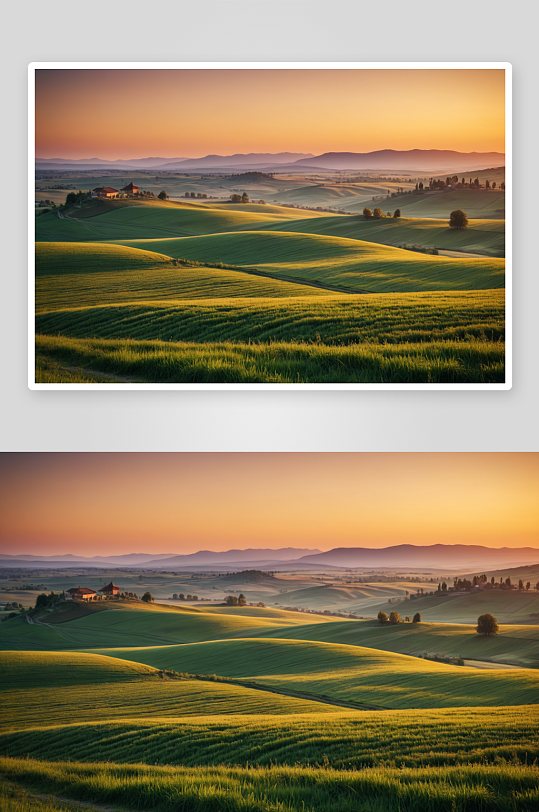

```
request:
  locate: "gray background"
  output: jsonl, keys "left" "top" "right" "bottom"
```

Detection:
{"left": 1, "top": 0, "right": 535, "bottom": 451}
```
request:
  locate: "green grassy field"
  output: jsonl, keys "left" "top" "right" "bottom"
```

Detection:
{"left": 0, "top": 659, "right": 334, "bottom": 732}
{"left": 260, "top": 620, "right": 539, "bottom": 668}
{"left": 113, "top": 231, "right": 504, "bottom": 293}
{"left": 0, "top": 602, "right": 314, "bottom": 650}
{"left": 4, "top": 596, "right": 534, "bottom": 811}
{"left": 262, "top": 215, "right": 505, "bottom": 257}
{"left": 370, "top": 590, "right": 539, "bottom": 626}
{"left": 1, "top": 757, "right": 535, "bottom": 812}
{"left": 85, "top": 637, "right": 539, "bottom": 708}
{"left": 1, "top": 706, "right": 537, "bottom": 768}
{"left": 35, "top": 333, "right": 505, "bottom": 384}
{"left": 33, "top": 197, "right": 506, "bottom": 384}
{"left": 35, "top": 199, "right": 328, "bottom": 243}
{"left": 36, "top": 290, "right": 505, "bottom": 344}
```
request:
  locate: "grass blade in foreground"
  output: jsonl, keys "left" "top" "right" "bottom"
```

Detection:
{"left": 35, "top": 335, "right": 505, "bottom": 384}
{"left": 1, "top": 758, "right": 537, "bottom": 812}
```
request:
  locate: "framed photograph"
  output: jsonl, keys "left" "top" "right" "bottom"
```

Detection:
{"left": 29, "top": 62, "right": 510, "bottom": 389}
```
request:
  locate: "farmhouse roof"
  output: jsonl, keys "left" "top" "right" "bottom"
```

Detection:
{"left": 99, "top": 581, "right": 120, "bottom": 592}
{"left": 67, "top": 586, "right": 96, "bottom": 595}
{"left": 121, "top": 182, "right": 139, "bottom": 191}
{"left": 93, "top": 186, "right": 119, "bottom": 193}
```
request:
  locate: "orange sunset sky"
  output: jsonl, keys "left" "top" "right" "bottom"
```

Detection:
{"left": 35, "top": 69, "right": 505, "bottom": 159}
{"left": 0, "top": 454, "right": 536, "bottom": 557}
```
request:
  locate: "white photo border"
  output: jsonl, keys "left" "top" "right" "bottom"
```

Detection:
{"left": 28, "top": 61, "right": 512, "bottom": 391}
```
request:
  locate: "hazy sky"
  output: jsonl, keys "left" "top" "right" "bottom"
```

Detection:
{"left": 35, "top": 68, "right": 505, "bottom": 159}
{"left": 0, "top": 454, "right": 536, "bottom": 556}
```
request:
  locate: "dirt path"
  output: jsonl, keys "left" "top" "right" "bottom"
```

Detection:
{"left": 25, "top": 613, "right": 78, "bottom": 643}
{"left": 462, "top": 659, "right": 524, "bottom": 670}
{"left": 437, "top": 248, "right": 494, "bottom": 259}
{"left": 56, "top": 208, "right": 102, "bottom": 235}
{"left": 235, "top": 265, "right": 372, "bottom": 295}
{"left": 55, "top": 363, "right": 140, "bottom": 384}
{"left": 2, "top": 779, "right": 134, "bottom": 812}
{"left": 184, "top": 673, "right": 385, "bottom": 712}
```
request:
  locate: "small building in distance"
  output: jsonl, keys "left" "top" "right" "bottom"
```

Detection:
{"left": 92, "top": 186, "right": 119, "bottom": 199}
{"left": 121, "top": 182, "right": 139, "bottom": 195}
{"left": 99, "top": 581, "right": 120, "bottom": 598}
{"left": 66, "top": 586, "right": 97, "bottom": 602}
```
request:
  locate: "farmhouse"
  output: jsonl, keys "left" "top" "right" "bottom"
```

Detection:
{"left": 92, "top": 186, "right": 119, "bottom": 199}
{"left": 99, "top": 581, "right": 120, "bottom": 597}
{"left": 120, "top": 182, "right": 139, "bottom": 195}
{"left": 66, "top": 586, "right": 97, "bottom": 602}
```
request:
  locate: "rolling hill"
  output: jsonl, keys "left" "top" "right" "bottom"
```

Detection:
{"left": 88, "top": 637, "right": 539, "bottom": 709}
{"left": 35, "top": 198, "right": 329, "bottom": 243}
{"left": 263, "top": 215, "right": 505, "bottom": 257}
{"left": 369, "top": 588, "right": 539, "bottom": 626}
{"left": 0, "top": 601, "right": 325, "bottom": 651}
{"left": 261, "top": 620, "right": 539, "bottom": 668}
{"left": 114, "top": 231, "right": 504, "bottom": 293}
{"left": 1, "top": 706, "right": 536, "bottom": 769}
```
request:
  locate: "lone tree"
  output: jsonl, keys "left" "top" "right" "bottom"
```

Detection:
{"left": 449, "top": 209, "right": 469, "bottom": 229}
{"left": 476, "top": 613, "right": 499, "bottom": 636}
{"left": 377, "top": 610, "right": 388, "bottom": 625}
{"left": 238, "top": 593, "right": 247, "bottom": 606}
{"left": 389, "top": 611, "right": 400, "bottom": 624}
{"left": 141, "top": 592, "right": 154, "bottom": 603}
{"left": 363, "top": 207, "right": 373, "bottom": 219}
{"left": 373, "top": 207, "right": 383, "bottom": 220}
{"left": 412, "top": 612, "right": 421, "bottom": 623}
{"left": 157, "top": 191, "right": 168, "bottom": 200}
{"left": 393, "top": 209, "right": 401, "bottom": 218}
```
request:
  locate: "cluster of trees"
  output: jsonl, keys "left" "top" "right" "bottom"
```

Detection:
{"left": 377, "top": 608, "right": 500, "bottom": 636}
{"left": 34, "top": 591, "right": 62, "bottom": 610}
{"left": 172, "top": 593, "right": 199, "bottom": 600}
{"left": 64, "top": 190, "right": 91, "bottom": 207}
{"left": 447, "top": 574, "right": 539, "bottom": 592}
{"left": 428, "top": 177, "right": 504, "bottom": 191}
{"left": 225, "top": 593, "right": 247, "bottom": 606}
{"left": 377, "top": 610, "right": 421, "bottom": 624}
{"left": 363, "top": 207, "right": 401, "bottom": 220}
{"left": 184, "top": 191, "right": 208, "bottom": 199}
{"left": 230, "top": 193, "right": 250, "bottom": 203}
{"left": 141, "top": 592, "right": 153, "bottom": 603}
{"left": 158, "top": 191, "right": 168, "bottom": 200}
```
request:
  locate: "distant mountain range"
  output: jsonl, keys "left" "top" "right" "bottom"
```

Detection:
{"left": 290, "top": 150, "right": 505, "bottom": 172}
{"left": 158, "top": 153, "right": 315, "bottom": 170}
{"left": 0, "top": 548, "right": 321, "bottom": 569}
{"left": 294, "top": 545, "right": 539, "bottom": 570}
{"left": 35, "top": 157, "right": 187, "bottom": 170}
{"left": 35, "top": 149, "right": 505, "bottom": 174}
{"left": 1, "top": 544, "right": 536, "bottom": 571}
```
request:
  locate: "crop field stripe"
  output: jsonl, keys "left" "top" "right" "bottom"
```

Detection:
{"left": 1, "top": 757, "right": 536, "bottom": 812}
{"left": 35, "top": 334, "right": 505, "bottom": 384}
{"left": 81, "top": 637, "right": 539, "bottom": 709}
{"left": 1, "top": 706, "right": 537, "bottom": 769}
{"left": 35, "top": 292, "right": 505, "bottom": 345}
{"left": 112, "top": 230, "right": 505, "bottom": 293}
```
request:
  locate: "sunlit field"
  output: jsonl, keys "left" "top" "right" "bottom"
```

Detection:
{"left": 2, "top": 586, "right": 535, "bottom": 812}
{"left": 33, "top": 193, "right": 506, "bottom": 384}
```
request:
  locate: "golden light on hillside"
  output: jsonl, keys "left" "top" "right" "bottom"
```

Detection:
{"left": 0, "top": 453, "right": 535, "bottom": 556}
{"left": 35, "top": 68, "right": 505, "bottom": 159}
